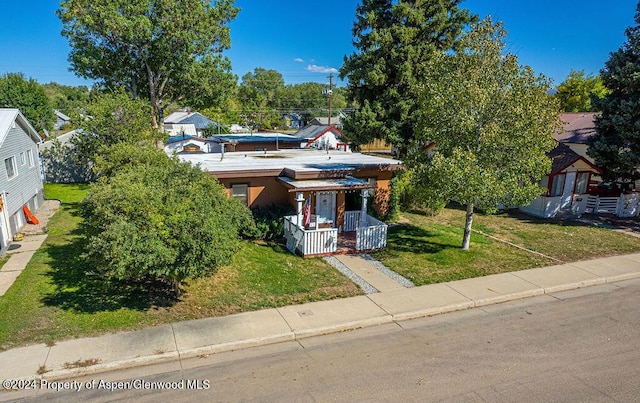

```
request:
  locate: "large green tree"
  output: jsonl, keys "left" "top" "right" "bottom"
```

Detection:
{"left": 72, "top": 89, "right": 151, "bottom": 171}
{"left": 237, "top": 68, "right": 286, "bottom": 129}
{"left": 0, "top": 73, "right": 54, "bottom": 132}
{"left": 555, "top": 70, "right": 609, "bottom": 112}
{"left": 57, "top": 0, "right": 238, "bottom": 130}
{"left": 81, "top": 144, "right": 256, "bottom": 292}
{"left": 340, "top": 0, "right": 476, "bottom": 153}
{"left": 588, "top": 4, "right": 640, "bottom": 181}
{"left": 42, "top": 82, "right": 91, "bottom": 118}
{"left": 412, "top": 18, "right": 559, "bottom": 250}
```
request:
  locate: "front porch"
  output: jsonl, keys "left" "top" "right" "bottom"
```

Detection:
{"left": 284, "top": 211, "right": 388, "bottom": 257}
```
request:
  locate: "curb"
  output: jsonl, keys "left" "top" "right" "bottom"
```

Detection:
{"left": 31, "top": 271, "right": 640, "bottom": 382}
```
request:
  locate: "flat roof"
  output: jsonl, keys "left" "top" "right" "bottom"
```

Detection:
{"left": 175, "top": 149, "right": 403, "bottom": 178}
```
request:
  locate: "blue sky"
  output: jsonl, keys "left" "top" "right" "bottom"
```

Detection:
{"left": 0, "top": 1, "right": 637, "bottom": 89}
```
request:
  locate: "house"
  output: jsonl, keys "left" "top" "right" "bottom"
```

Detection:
{"left": 164, "top": 111, "right": 220, "bottom": 137}
{"left": 282, "top": 113, "right": 305, "bottom": 129}
{"left": 519, "top": 143, "right": 602, "bottom": 218}
{"left": 212, "top": 133, "right": 303, "bottom": 152}
{"left": 39, "top": 129, "right": 96, "bottom": 183}
{"left": 175, "top": 148, "right": 403, "bottom": 256}
{"left": 0, "top": 109, "right": 45, "bottom": 251}
{"left": 556, "top": 112, "right": 598, "bottom": 163}
{"left": 309, "top": 116, "right": 343, "bottom": 129}
{"left": 164, "top": 134, "right": 211, "bottom": 154}
{"left": 293, "top": 125, "right": 350, "bottom": 152}
{"left": 53, "top": 110, "right": 71, "bottom": 130}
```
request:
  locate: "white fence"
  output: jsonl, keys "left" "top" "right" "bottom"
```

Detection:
{"left": 284, "top": 215, "right": 337, "bottom": 256}
{"left": 586, "top": 194, "right": 640, "bottom": 218}
{"left": 284, "top": 211, "right": 388, "bottom": 256}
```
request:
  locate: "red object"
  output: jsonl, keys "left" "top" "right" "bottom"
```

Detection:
{"left": 303, "top": 197, "right": 311, "bottom": 227}
{"left": 23, "top": 205, "right": 39, "bottom": 225}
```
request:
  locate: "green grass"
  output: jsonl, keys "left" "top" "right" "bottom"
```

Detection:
{"left": 372, "top": 207, "right": 640, "bottom": 286}
{"left": 3, "top": 185, "right": 640, "bottom": 350}
{"left": 0, "top": 183, "right": 360, "bottom": 350}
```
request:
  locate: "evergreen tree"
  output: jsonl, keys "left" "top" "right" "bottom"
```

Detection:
{"left": 340, "top": 0, "right": 476, "bottom": 154}
{"left": 588, "top": 4, "right": 640, "bottom": 181}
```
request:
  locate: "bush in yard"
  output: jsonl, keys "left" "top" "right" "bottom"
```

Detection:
{"left": 81, "top": 145, "right": 256, "bottom": 292}
{"left": 251, "top": 204, "right": 295, "bottom": 242}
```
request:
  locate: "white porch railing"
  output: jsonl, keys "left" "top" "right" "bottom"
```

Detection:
{"left": 344, "top": 210, "right": 388, "bottom": 251}
{"left": 284, "top": 215, "right": 337, "bottom": 256}
{"left": 284, "top": 211, "right": 388, "bottom": 256}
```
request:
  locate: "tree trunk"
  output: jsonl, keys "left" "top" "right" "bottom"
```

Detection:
{"left": 145, "top": 64, "right": 159, "bottom": 130}
{"left": 462, "top": 202, "right": 474, "bottom": 250}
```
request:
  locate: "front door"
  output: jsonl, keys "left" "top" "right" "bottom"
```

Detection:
{"left": 315, "top": 192, "right": 336, "bottom": 226}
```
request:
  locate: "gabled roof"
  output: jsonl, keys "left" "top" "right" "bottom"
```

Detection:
{"left": 293, "top": 124, "right": 343, "bottom": 140}
{"left": 0, "top": 108, "right": 41, "bottom": 147}
{"left": 164, "top": 111, "right": 217, "bottom": 130}
{"left": 556, "top": 112, "right": 598, "bottom": 144}
{"left": 311, "top": 117, "right": 342, "bottom": 126}
{"left": 549, "top": 142, "right": 601, "bottom": 175}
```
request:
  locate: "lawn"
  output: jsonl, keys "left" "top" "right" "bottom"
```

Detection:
{"left": 3, "top": 185, "right": 640, "bottom": 350}
{"left": 372, "top": 207, "right": 640, "bottom": 286}
{"left": 0, "top": 183, "right": 361, "bottom": 351}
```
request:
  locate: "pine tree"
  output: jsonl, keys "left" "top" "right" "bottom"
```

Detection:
{"left": 340, "top": 0, "right": 476, "bottom": 155}
{"left": 588, "top": 3, "right": 640, "bottom": 181}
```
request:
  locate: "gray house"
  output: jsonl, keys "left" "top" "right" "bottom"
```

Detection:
{"left": 0, "top": 109, "right": 45, "bottom": 250}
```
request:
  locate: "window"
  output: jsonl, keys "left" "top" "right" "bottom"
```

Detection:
{"left": 231, "top": 184, "right": 248, "bottom": 206}
{"left": 550, "top": 174, "right": 565, "bottom": 197}
{"left": 20, "top": 152, "right": 25, "bottom": 165}
{"left": 26, "top": 150, "right": 34, "bottom": 167}
{"left": 575, "top": 172, "right": 590, "bottom": 194}
{"left": 4, "top": 157, "right": 16, "bottom": 179}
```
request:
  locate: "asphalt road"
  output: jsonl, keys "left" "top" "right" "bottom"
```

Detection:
{"left": 6, "top": 279, "right": 640, "bottom": 402}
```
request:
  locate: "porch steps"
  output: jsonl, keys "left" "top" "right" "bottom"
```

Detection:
{"left": 333, "top": 255, "right": 408, "bottom": 293}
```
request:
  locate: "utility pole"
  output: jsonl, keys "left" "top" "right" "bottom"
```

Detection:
{"left": 323, "top": 73, "right": 334, "bottom": 126}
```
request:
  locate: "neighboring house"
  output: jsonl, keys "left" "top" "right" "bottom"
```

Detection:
{"left": 519, "top": 143, "right": 602, "bottom": 218}
{"left": 282, "top": 113, "right": 305, "bottom": 129}
{"left": 164, "top": 111, "right": 220, "bottom": 137}
{"left": 165, "top": 133, "right": 304, "bottom": 155}
{"left": 53, "top": 110, "right": 71, "bottom": 130}
{"left": 0, "top": 109, "right": 45, "bottom": 251}
{"left": 309, "top": 116, "right": 343, "bottom": 129}
{"left": 212, "top": 133, "right": 303, "bottom": 152}
{"left": 293, "top": 125, "right": 350, "bottom": 152}
{"left": 174, "top": 149, "right": 403, "bottom": 256}
{"left": 229, "top": 124, "right": 250, "bottom": 133}
{"left": 39, "top": 129, "right": 95, "bottom": 183}
{"left": 556, "top": 112, "right": 598, "bottom": 163}
{"left": 164, "top": 134, "right": 211, "bottom": 154}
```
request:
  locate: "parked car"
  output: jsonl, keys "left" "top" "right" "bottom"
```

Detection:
{"left": 587, "top": 181, "right": 636, "bottom": 197}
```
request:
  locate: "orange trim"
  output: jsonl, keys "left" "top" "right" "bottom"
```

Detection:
{"left": 23, "top": 205, "right": 39, "bottom": 225}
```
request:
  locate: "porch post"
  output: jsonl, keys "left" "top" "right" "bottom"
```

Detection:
{"left": 295, "top": 191, "right": 305, "bottom": 229}
{"left": 360, "top": 189, "right": 369, "bottom": 227}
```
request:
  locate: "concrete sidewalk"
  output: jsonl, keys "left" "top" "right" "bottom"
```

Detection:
{"left": 1, "top": 252, "right": 640, "bottom": 385}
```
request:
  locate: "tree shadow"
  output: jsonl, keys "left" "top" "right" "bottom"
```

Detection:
{"left": 382, "top": 224, "right": 454, "bottom": 257}
{"left": 41, "top": 233, "right": 180, "bottom": 314}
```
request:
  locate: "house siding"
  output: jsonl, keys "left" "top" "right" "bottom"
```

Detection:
{"left": 218, "top": 176, "right": 291, "bottom": 208}
{"left": 0, "top": 124, "right": 44, "bottom": 235}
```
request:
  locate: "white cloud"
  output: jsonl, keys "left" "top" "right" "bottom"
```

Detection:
{"left": 306, "top": 64, "right": 339, "bottom": 74}
{"left": 294, "top": 58, "right": 304, "bottom": 63}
